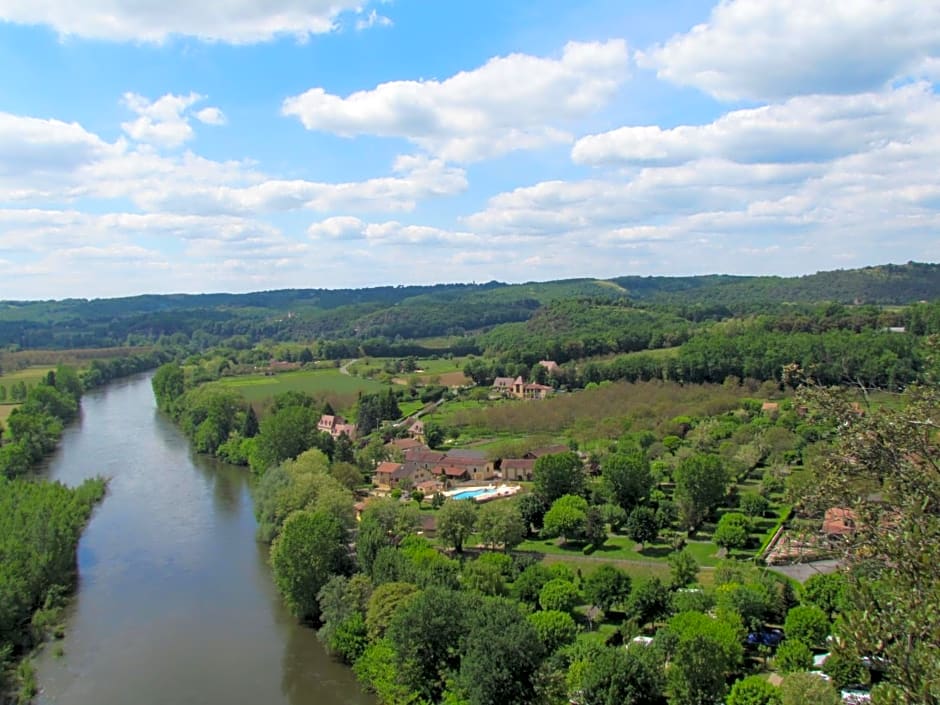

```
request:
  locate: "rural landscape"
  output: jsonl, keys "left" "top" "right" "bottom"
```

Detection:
{"left": 1, "top": 262, "right": 939, "bottom": 705}
{"left": 3, "top": 1, "right": 940, "bottom": 704}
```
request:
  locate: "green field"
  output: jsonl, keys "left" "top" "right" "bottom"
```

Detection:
{"left": 0, "top": 404, "right": 18, "bottom": 423}
{"left": 516, "top": 535, "right": 725, "bottom": 567}
{"left": 0, "top": 366, "right": 54, "bottom": 385}
{"left": 215, "top": 368, "right": 387, "bottom": 403}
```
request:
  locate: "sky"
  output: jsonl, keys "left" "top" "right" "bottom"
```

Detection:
{"left": 1, "top": 0, "right": 939, "bottom": 299}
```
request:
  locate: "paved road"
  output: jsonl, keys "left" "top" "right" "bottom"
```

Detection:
{"left": 770, "top": 559, "right": 842, "bottom": 583}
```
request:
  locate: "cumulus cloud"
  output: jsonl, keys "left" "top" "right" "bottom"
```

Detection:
{"left": 121, "top": 92, "right": 224, "bottom": 147}
{"left": 355, "top": 9, "right": 392, "bottom": 31}
{"left": 307, "top": 216, "right": 479, "bottom": 245}
{"left": 0, "top": 112, "right": 119, "bottom": 185}
{"left": 572, "top": 83, "right": 938, "bottom": 167}
{"left": 0, "top": 107, "right": 464, "bottom": 215}
{"left": 0, "top": 0, "right": 375, "bottom": 43}
{"left": 641, "top": 0, "right": 940, "bottom": 100}
{"left": 282, "top": 40, "right": 630, "bottom": 161}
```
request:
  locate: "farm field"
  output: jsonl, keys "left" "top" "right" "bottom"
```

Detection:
{"left": 0, "top": 403, "right": 18, "bottom": 422}
{"left": 215, "top": 368, "right": 387, "bottom": 403}
{"left": 0, "top": 366, "right": 54, "bottom": 385}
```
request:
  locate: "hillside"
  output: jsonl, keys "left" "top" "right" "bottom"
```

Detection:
{"left": 0, "top": 262, "right": 937, "bottom": 350}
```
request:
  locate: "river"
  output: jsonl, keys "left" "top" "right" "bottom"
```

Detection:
{"left": 34, "top": 374, "right": 374, "bottom": 705}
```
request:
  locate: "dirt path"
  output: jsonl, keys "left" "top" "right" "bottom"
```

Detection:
{"left": 339, "top": 358, "right": 358, "bottom": 375}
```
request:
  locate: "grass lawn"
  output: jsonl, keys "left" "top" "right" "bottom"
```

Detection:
{"left": 517, "top": 534, "right": 725, "bottom": 567}
{"left": 215, "top": 368, "right": 387, "bottom": 403}
{"left": 397, "top": 400, "right": 425, "bottom": 418}
{"left": 0, "top": 366, "right": 54, "bottom": 386}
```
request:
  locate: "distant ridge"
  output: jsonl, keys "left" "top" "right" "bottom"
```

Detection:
{"left": 0, "top": 262, "right": 937, "bottom": 349}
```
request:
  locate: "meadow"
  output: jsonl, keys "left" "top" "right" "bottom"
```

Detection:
{"left": 215, "top": 368, "right": 387, "bottom": 407}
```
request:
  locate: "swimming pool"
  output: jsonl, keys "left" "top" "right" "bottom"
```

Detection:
{"left": 451, "top": 488, "right": 493, "bottom": 501}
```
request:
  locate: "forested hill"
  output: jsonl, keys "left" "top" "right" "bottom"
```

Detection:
{"left": 1, "top": 262, "right": 938, "bottom": 349}
{"left": 617, "top": 262, "right": 940, "bottom": 307}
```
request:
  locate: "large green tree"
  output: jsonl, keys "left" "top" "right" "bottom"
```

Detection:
{"left": 542, "top": 494, "right": 588, "bottom": 544}
{"left": 476, "top": 500, "right": 526, "bottom": 551}
{"left": 659, "top": 611, "right": 743, "bottom": 705}
{"left": 602, "top": 451, "right": 654, "bottom": 511}
{"left": 673, "top": 453, "right": 728, "bottom": 531}
{"left": 437, "top": 499, "right": 478, "bottom": 553}
{"left": 270, "top": 510, "right": 351, "bottom": 621}
{"left": 533, "top": 451, "right": 585, "bottom": 503}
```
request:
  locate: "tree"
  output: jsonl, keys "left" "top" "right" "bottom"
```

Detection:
{"left": 726, "top": 675, "right": 782, "bottom": 705}
{"left": 601, "top": 451, "right": 654, "bottom": 511}
{"left": 329, "top": 461, "right": 363, "bottom": 490}
{"left": 539, "top": 578, "right": 580, "bottom": 613}
{"left": 673, "top": 453, "right": 728, "bottom": 531}
{"left": 461, "top": 558, "right": 507, "bottom": 596}
{"left": 533, "top": 451, "right": 585, "bottom": 503}
{"left": 459, "top": 597, "right": 545, "bottom": 705}
{"left": 512, "top": 564, "right": 554, "bottom": 606}
{"left": 517, "top": 493, "right": 547, "bottom": 534}
{"left": 739, "top": 492, "right": 770, "bottom": 518}
{"left": 436, "top": 499, "right": 477, "bottom": 553}
{"left": 661, "top": 611, "right": 744, "bottom": 705}
{"left": 583, "top": 564, "right": 631, "bottom": 612}
{"left": 270, "top": 510, "right": 352, "bottom": 621}
{"left": 801, "top": 572, "right": 847, "bottom": 621}
{"left": 151, "top": 363, "right": 185, "bottom": 413}
{"left": 797, "top": 377, "right": 940, "bottom": 705}
{"left": 625, "top": 506, "right": 659, "bottom": 547}
{"left": 542, "top": 494, "right": 588, "bottom": 544}
{"left": 527, "top": 610, "right": 577, "bottom": 653}
{"left": 783, "top": 605, "right": 829, "bottom": 647}
{"left": 365, "top": 581, "right": 420, "bottom": 640}
{"left": 579, "top": 644, "right": 666, "bottom": 705}
{"left": 774, "top": 639, "right": 813, "bottom": 674}
{"left": 667, "top": 548, "right": 699, "bottom": 589}
{"left": 584, "top": 506, "right": 608, "bottom": 548}
{"left": 714, "top": 512, "right": 751, "bottom": 550}
{"left": 625, "top": 576, "right": 671, "bottom": 628}
{"left": 386, "top": 587, "right": 470, "bottom": 702}
{"left": 250, "top": 404, "right": 318, "bottom": 473}
{"left": 241, "top": 404, "right": 259, "bottom": 438}
{"left": 476, "top": 501, "right": 526, "bottom": 551}
{"left": 299, "top": 347, "right": 314, "bottom": 364}
{"left": 779, "top": 672, "right": 841, "bottom": 705}
{"left": 822, "top": 647, "right": 868, "bottom": 689}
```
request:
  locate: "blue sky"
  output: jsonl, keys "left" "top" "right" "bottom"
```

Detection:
{"left": 1, "top": 0, "right": 939, "bottom": 299}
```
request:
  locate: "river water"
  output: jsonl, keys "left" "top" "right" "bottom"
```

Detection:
{"left": 34, "top": 374, "right": 373, "bottom": 705}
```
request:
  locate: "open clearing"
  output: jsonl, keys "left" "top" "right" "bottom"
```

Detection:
{"left": 216, "top": 368, "right": 386, "bottom": 403}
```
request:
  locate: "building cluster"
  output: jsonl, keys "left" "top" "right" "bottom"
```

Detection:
{"left": 372, "top": 441, "right": 571, "bottom": 492}
{"left": 317, "top": 414, "right": 358, "bottom": 440}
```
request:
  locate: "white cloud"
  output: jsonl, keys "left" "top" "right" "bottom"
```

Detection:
{"left": 0, "top": 0, "right": 375, "bottom": 43}
{"left": 0, "top": 107, "right": 464, "bottom": 215}
{"left": 573, "top": 83, "right": 937, "bottom": 167}
{"left": 355, "top": 9, "right": 392, "bottom": 31}
{"left": 641, "top": 0, "right": 940, "bottom": 100}
{"left": 195, "top": 107, "right": 227, "bottom": 126}
{"left": 0, "top": 112, "right": 119, "bottom": 185}
{"left": 307, "top": 216, "right": 479, "bottom": 245}
{"left": 121, "top": 92, "right": 224, "bottom": 147}
{"left": 138, "top": 154, "right": 467, "bottom": 215}
{"left": 282, "top": 40, "right": 630, "bottom": 161}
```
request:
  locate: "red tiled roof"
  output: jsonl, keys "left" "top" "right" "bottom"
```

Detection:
{"left": 501, "top": 458, "right": 535, "bottom": 470}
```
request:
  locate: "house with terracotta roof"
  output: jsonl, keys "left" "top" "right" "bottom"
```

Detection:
{"left": 386, "top": 437, "right": 425, "bottom": 452}
{"left": 823, "top": 507, "right": 857, "bottom": 537}
{"left": 317, "top": 414, "right": 357, "bottom": 440}
{"left": 511, "top": 376, "right": 553, "bottom": 400}
{"left": 442, "top": 449, "right": 495, "bottom": 481}
{"left": 524, "top": 444, "right": 571, "bottom": 459}
{"left": 373, "top": 462, "right": 409, "bottom": 491}
{"left": 407, "top": 418, "right": 425, "bottom": 440}
{"left": 538, "top": 360, "right": 560, "bottom": 374}
{"left": 761, "top": 402, "right": 780, "bottom": 415}
{"left": 500, "top": 458, "right": 535, "bottom": 482}
{"left": 492, "top": 377, "right": 515, "bottom": 394}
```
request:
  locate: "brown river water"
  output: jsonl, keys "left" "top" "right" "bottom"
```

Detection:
{"left": 34, "top": 374, "right": 374, "bottom": 705}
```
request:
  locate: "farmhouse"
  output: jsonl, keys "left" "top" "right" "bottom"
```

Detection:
{"left": 492, "top": 377, "right": 515, "bottom": 393}
{"left": 538, "top": 360, "right": 560, "bottom": 374}
{"left": 499, "top": 458, "right": 535, "bottom": 482}
{"left": 511, "top": 376, "right": 553, "bottom": 400}
{"left": 317, "top": 414, "right": 357, "bottom": 440}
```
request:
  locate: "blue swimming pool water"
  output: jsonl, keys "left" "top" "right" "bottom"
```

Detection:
{"left": 451, "top": 489, "right": 491, "bottom": 500}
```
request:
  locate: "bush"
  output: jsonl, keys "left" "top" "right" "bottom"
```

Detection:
{"left": 539, "top": 579, "right": 581, "bottom": 614}
{"left": 774, "top": 639, "right": 813, "bottom": 674}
